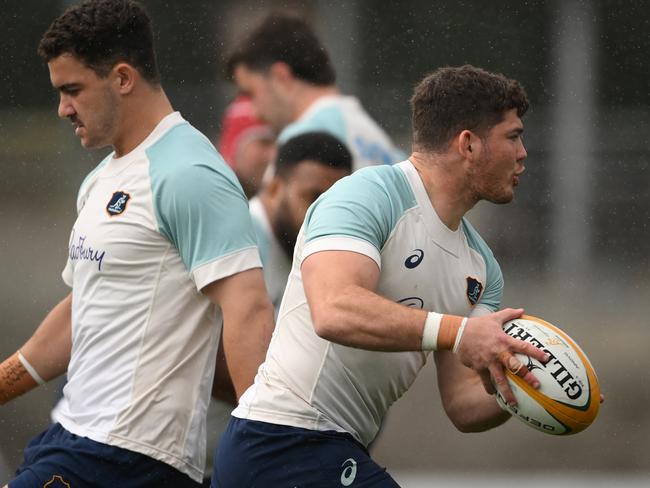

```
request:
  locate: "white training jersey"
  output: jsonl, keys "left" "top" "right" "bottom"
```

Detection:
{"left": 56, "top": 112, "right": 261, "bottom": 482}
{"left": 234, "top": 160, "right": 503, "bottom": 447}
{"left": 278, "top": 94, "right": 405, "bottom": 171}
{"left": 249, "top": 197, "right": 291, "bottom": 318}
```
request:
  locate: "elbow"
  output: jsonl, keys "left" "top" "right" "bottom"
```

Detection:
{"left": 442, "top": 399, "right": 493, "bottom": 434}
{"left": 450, "top": 417, "right": 484, "bottom": 434}
{"left": 445, "top": 405, "right": 478, "bottom": 433}
{"left": 444, "top": 402, "right": 510, "bottom": 433}
{"left": 310, "top": 300, "right": 342, "bottom": 342}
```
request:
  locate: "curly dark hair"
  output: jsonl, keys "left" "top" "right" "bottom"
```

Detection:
{"left": 276, "top": 132, "right": 352, "bottom": 179}
{"left": 411, "top": 65, "right": 529, "bottom": 152}
{"left": 38, "top": 0, "right": 160, "bottom": 84}
{"left": 226, "top": 12, "right": 336, "bottom": 86}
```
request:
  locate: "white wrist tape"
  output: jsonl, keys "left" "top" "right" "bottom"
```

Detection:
{"left": 422, "top": 312, "right": 443, "bottom": 351}
{"left": 452, "top": 317, "right": 468, "bottom": 353}
{"left": 17, "top": 351, "right": 45, "bottom": 385}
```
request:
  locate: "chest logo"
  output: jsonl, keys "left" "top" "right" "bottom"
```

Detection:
{"left": 404, "top": 249, "right": 424, "bottom": 269}
{"left": 466, "top": 276, "right": 484, "bottom": 306}
{"left": 106, "top": 191, "right": 131, "bottom": 217}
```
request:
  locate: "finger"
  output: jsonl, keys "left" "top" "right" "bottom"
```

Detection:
{"left": 495, "top": 307, "right": 524, "bottom": 323}
{"left": 519, "top": 368, "right": 541, "bottom": 390}
{"left": 500, "top": 349, "right": 542, "bottom": 389}
{"left": 508, "top": 338, "right": 550, "bottom": 364}
{"left": 499, "top": 351, "right": 531, "bottom": 379}
{"left": 600, "top": 393, "right": 605, "bottom": 404}
{"left": 490, "top": 363, "right": 516, "bottom": 406}
{"left": 479, "top": 370, "right": 495, "bottom": 395}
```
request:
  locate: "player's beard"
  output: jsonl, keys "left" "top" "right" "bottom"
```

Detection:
{"left": 82, "top": 86, "right": 121, "bottom": 149}
{"left": 470, "top": 143, "right": 515, "bottom": 205}
{"left": 271, "top": 197, "right": 299, "bottom": 261}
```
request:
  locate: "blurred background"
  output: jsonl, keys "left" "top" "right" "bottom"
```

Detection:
{"left": 1, "top": 0, "right": 648, "bottom": 485}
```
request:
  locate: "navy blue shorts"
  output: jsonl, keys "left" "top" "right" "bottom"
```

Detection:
{"left": 9, "top": 423, "right": 201, "bottom": 488}
{"left": 212, "top": 417, "right": 400, "bottom": 488}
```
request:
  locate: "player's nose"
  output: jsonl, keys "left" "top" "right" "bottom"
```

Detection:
{"left": 517, "top": 140, "right": 528, "bottom": 162}
{"left": 58, "top": 95, "right": 75, "bottom": 119}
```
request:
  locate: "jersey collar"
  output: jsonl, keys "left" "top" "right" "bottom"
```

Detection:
{"left": 398, "top": 160, "right": 463, "bottom": 257}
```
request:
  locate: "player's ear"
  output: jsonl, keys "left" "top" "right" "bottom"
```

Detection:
{"left": 269, "top": 62, "right": 293, "bottom": 84}
{"left": 457, "top": 130, "right": 480, "bottom": 161}
{"left": 113, "top": 63, "right": 136, "bottom": 95}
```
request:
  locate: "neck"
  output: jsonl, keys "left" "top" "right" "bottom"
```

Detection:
{"left": 112, "top": 85, "right": 173, "bottom": 157}
{"left": 292, "top": 84, "right": 339, "bottom": 121}
{"left": 409, "top": 151, "right": 476, "bottom": 230}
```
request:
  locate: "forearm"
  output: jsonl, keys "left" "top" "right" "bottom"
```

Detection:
{"left": 436, "top": 351, "right": 510, "bottom": 433}
{"left": 21, "top": 293, "right": 72, "bottom": 380}
{"left": 309, "top": 282, "right": 429, "bottom": 351}
{"left": 212, "top": 331, "right": 237, "bottom": 405}
{"left": 0, "top": 293, "right": 72, "bottom": 404}
{"left": 222, "top": 295, "right": 274, "bottom": 399}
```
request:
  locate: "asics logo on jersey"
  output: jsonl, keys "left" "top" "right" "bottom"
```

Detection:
{"left": 43, "top": 474, "right": 71, "bottom": 488}
{"left": 404, "top": 249, "right": 424, "bottom": 268}
{"left": 340, "top": 458, "right": 358, "bottom": 486}
{"left": 398, "top": 296, "right": 424, "bottom": 309}
{"left": 106, "top": 191, "right": 131, "bottom": 216}
{"left": 466, "top": 276, "right": 483, "bottom": 305}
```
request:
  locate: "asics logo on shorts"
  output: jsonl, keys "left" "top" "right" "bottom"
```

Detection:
{"left": 43, "top": 474, "right": 71, "bottom": 488}
{"left": 340, "top": 458, "right": 357, "bottom": 486}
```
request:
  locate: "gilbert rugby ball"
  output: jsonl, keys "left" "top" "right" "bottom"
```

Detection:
{"left": 495, "top": 315, "right": 600, "bottom": 435}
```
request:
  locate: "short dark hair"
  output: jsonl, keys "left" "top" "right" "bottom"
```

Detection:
{"left": 411, "top": 65, "right": 529, "bottom": 152}
{"left": 226, "top": 13, "right": 336, "bottom": 86}
{"left": 38, "top": 0, "right": 160, "bottom": 84}
{"left": 276, "top": 132, "right": 352, "bottom": 179}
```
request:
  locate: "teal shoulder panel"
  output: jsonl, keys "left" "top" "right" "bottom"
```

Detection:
{"left": 278, "top": 106, "right": 347, "bottom": 145}
{"left": 461, "top": 218, "right": 504, "bottom": 311}
{"left": 147, "top": 123, "right": 258, "bottom": 272}
{"left": 304, "top": 165, "right": 416, "bottom": 252}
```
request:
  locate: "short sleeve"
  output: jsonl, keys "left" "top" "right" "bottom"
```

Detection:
{"left": 152, "top": 160, "right": 261, "bottom": 291}
{"left": 302, "top": 166, "right": 416, "bottom": 267}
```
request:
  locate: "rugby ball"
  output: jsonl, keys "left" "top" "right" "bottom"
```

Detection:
{"left": 495, "top": 315, "right": 600, "bottom": 435}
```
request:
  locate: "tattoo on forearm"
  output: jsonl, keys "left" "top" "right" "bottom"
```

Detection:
{"left": 0, "top": 354, "right": 35, "bottom": 404}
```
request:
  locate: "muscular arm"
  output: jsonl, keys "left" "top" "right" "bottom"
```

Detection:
{"left": 302, "top": 250, "right": 427, "bottom": 351}
{"left": 0, "top": 293, "right": 72, "bottom": 404}
{"left": 203, "top": 268, "right": 274, "bottom": 400}
{"left": 302, "top": 250, "right": 548, "bottom": 405}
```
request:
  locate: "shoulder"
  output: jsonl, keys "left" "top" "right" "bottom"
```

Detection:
{"left": 278, "top": 97, "right": 348, "bottom": 144}
{"left": 312, "top": 163, "right": 415, "bottom": 214}
{"left": 303, "top": 163, "right": 417, "bottom": 249}
{"left": 146, "top": 122, "right": 241, "bottom": 197}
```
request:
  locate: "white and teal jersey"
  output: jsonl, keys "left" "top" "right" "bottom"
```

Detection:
{"left": 249, "top": 197, "right": 291, "bottom": 318}
{"left": 234, "top": 160, "right": 503, "bottom": 447}
{"left": 278, "top": 94, "right": 405, "bottom": 171}
{"left": 56, "top": 112, "right": 261, "bottom": 482}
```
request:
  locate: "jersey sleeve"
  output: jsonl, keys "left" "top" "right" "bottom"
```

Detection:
{"left": 462, "top": 219, "right": 504, "bottom": 312}
{"left": 302, "top": 167, "right": 414, "bottom": 267}
{"left": 152, "top": 160, "right": 261, "bottom": 291}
